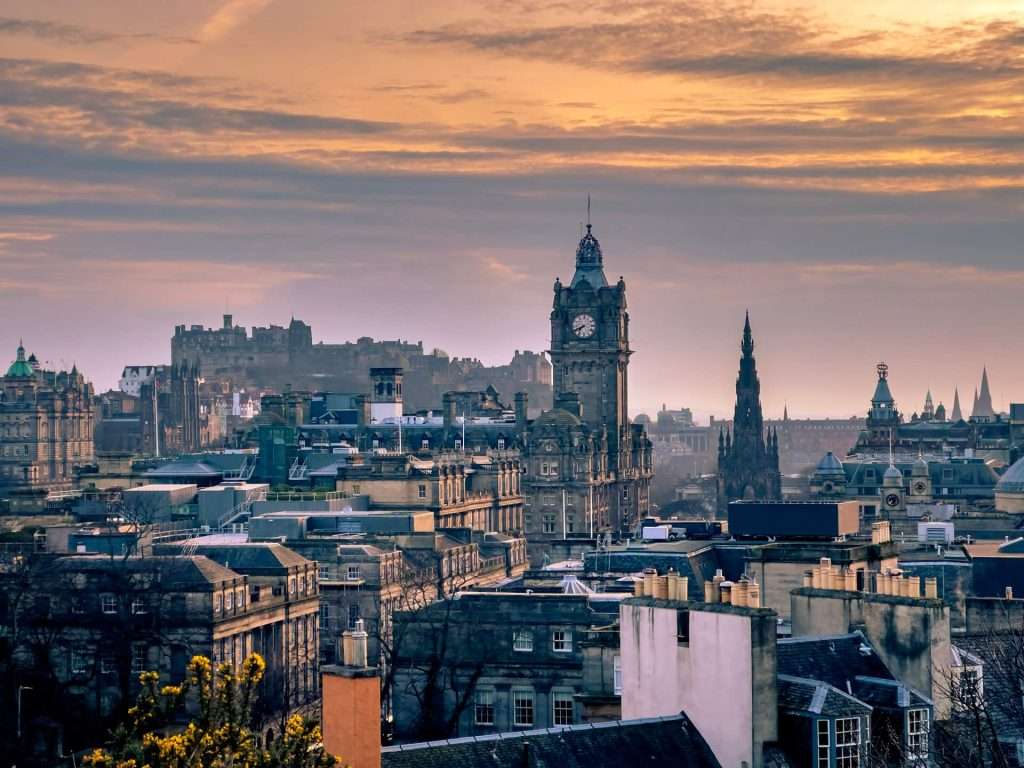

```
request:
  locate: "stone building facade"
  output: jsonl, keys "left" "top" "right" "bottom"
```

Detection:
{"left": 0, "top": 543, "right": 319, "bottom": 755}
{"left": 390, "top": 592, "right": 619, "bottom": 740}
{"left": 329, "top": 451, "right": 524, "bottom": 534}
{"left": 0, "top": 343, "right": 95, "bottom": 507}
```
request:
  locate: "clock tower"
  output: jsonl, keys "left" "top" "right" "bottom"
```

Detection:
{"left": 550, "top": 221, "right": 631, "bottom": 468}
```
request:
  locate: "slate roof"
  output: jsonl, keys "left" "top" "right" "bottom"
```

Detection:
{"left": 381, "top": 715, "right": 721, "bottom": 768}
{"left": 188, "top": 542, "right": 311, "bottom": 571}
{"left": 953, "top": 634, "right": 1024, "bottom": 741}
{"left": 54, "top": 554, "right": 239, "bottom": 587}
{"left": 998, "top": 456, "right": 1024, "bottom": 493}
{"left": 777, "top": 675, "right": 872, "bottom": 719}
{"left": 777, "top": 632, "right": 919, "bottom": 708}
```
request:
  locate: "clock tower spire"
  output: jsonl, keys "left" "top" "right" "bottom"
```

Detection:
{"left": 548, "top": 207, "right": 644, "bottom": 533}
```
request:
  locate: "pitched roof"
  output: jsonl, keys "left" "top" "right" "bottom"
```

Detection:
{"left": 777, "top": 633, "right": 897, "bottom": 695}
{"left": 53, "top": 554, "right": 239, "bottom": 587}
{"left": 777, "top": 675, "right": 872, "bottom": 719}
{"left": 953, "top": 634, "right": 1024, "bottom": 740}
{"left": 381, "top": 715, "right": 721, "bottom": 768}
{"left": 187, "top": 542, "right": 311, "bottom": 571}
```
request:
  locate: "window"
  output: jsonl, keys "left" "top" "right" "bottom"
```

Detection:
{"left": 552, "top": 629, "right": 572, "bottom": 653}
{"left": 418, "top": 484, "right": 427, "bottom": 499}
{"left": 474, "top": 689, "right": 495, "bottom": 726}
{"left": 347, "top": 565, "right": 361, "bottom": 581}
{"left": 131, "top": 598, "right": 147, "bottom": 615}
{"left": 289, "top": 577, "right": 296, "bottom": 594}
{"left": 816, "top": 720, "right": 829, "bottom": 768}
{"left": 71, "top": 648, "right": 89, "bottom": 675}
{"left": 348, "top": 603, "right": 361, "bottom": 629}
{"left": 72, "top": 598, "right": 85, "bottom": 614}
{"left": 214, "top": 593, "right": 222, "bottom": 614}
{"left": 320, "top": 603, "right": 331, "bottom": 625}
{"left": 298, "top": 575, "right": 305, "bottom": 594}
{"left": 677, "top": 611, "right": 690, "bottom": 643}
{"left": 613, "top": 655, "right": 623, "bottom": 695}
{"left": 131, "top": 645, "right": 148, "bottom": 675}
{"left": 957, "top": 667, "right": 982, "bottom": 710}
{"left": 454, "top": 439, "right": 462, "bottom": 451}
{"left": 225, "top": 590, "right": 233, "bottom": 611}
{"left": 513, "top": 630, "right": 534, "bottom": 652}
{"left": 907, "top": 708, "right": 929, "bottom": 760}
{"left": 100, "top": 655, "right": 115, "bottom": 674}
{"left": 101, "top": 594, "right": 116, "bottom": 614}
{"left": 319, "top": 565, "right": 330, "bottom": 580}
{"left": 835, "top": 717, "right": 860, "bottom": 768}
{"left": 552, "top": 692, "right": 574, "bottom": 726}
{"left": 512, "top": 689, "right": 534, "bottom": 727}
{"left": 542, "top": 516, "right": 556, "bottom": 535}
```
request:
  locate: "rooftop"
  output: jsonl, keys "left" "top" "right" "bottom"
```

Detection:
{"left": 381, "top": 715, "right": 720, "bottom": 768}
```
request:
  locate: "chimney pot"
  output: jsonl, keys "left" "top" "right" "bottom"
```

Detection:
{"left": 1007, "top": 586, "right": 1015, "bottom": 600}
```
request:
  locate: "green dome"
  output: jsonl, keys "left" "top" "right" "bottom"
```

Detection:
{"left": 6, "top": 343, "right": 34, "bottom": 378}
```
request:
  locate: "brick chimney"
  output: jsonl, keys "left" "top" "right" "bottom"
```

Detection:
{"left": 322, "top": 620, "right": 380, "bottom": 768}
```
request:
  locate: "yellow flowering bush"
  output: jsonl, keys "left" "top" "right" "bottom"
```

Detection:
{"left": 83, "top": 653, "right": 337, "bottom": 768}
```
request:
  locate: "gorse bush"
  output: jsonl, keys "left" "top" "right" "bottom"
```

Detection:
{"left": 84, "top": 653, "right": 338, "bottom": 768}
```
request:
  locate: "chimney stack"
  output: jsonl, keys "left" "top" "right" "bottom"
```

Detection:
{"left": 322, "top": 619, "right": 381, "bottom": 768}
{"left": 514, "top": 392, "right": 528, "bottom": 430}
{"left": 443, "top": 392, "right": 456, "bottom": 428}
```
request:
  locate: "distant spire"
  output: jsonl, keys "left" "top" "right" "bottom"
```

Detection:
{"left": 783, "top": 403, "right": 789, "bottom": 421}
{"left": 974, "top": 366, "right": 995, "bottom": 419}
{"left": 951, "top": 388, "right": 963, "bottom": 422}
{"left": 741, "top": 310, "right": 754, "bottom": 357}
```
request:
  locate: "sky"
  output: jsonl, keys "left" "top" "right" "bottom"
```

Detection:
{"left": 0, "top": 0, "right": 1022, "bottom": 420}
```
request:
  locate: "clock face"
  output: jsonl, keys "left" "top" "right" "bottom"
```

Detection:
{"left": 913, "top": 481, "right": 927, "bottom": 494}
{"left": 885, "top": 493, "right": 901, "bottom": 508}
{"left": 572, "top": 313, "right": 596, "bottom": 338}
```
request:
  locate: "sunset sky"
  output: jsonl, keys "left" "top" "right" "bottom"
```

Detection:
{"left": 1, "top": 0, "right": 1022, "bottom": 419}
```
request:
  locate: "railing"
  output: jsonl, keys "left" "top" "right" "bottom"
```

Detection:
{"left": 288, "top": 457, "right": 308, "bottom": 481}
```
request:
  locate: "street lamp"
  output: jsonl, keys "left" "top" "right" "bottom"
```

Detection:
{"left": 17, "top": 685, "right": 32, "bottom": 740}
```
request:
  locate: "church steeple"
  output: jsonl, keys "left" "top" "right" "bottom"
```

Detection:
{"left": 972, "top": 367, "right": 995, "bottom": 420}
{"left": 951, "top": 387, "right": 963, "bottom": 422}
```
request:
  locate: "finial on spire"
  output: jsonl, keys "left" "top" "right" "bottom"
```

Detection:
{"left": 586, "top": 194, "right": 591, "bottom": 231}
{"left": 741, "top": 311, "right": 754, "bottom": 356}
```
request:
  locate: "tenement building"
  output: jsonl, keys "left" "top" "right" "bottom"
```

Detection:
{"left": 717, "top": 314, "right": 781, "bottom": 512}
{"left": 0, "top": 343, "right": 95, "bottom": 509}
